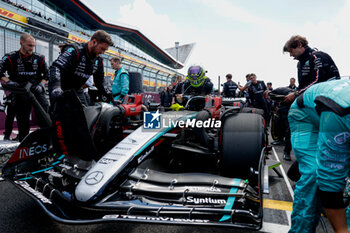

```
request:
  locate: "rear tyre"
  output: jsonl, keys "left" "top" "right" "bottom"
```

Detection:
{"left": 221, "top": 113, "right": 265, "bottom": 178}
{"left": 128, "top": 72, "right": 143, "bottom": 94}
{"left": 93, "top": 107, "right": 123, "bottom": 156}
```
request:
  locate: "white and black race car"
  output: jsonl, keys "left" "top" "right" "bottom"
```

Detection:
{"left": 1, "top": 80, "right": 266, "bottom": 230}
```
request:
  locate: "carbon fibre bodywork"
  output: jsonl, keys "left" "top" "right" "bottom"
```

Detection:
{"left": 2, "top": 97, "right": 265, "bottom": 230}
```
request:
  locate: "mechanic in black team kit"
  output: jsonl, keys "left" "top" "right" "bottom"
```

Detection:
{"left": 282, "top": 35, "right": 340, "bottom": 233}
{"left": 0, "top": 33, "right": 49, "bottom": 141}
{"left": 239, "top": 73, "right": 269, "bottom": 121}
{"left": 283, "top": 35, "right": 340, "bottom": 104}
{"left": 48, "top": 30, "right": 116, "bottom": 160}
{"left": 49, "top": 30, "right": 115, "bottom": 106}
{"left": 222, "top": 73, "right": 238, "bottom": 97}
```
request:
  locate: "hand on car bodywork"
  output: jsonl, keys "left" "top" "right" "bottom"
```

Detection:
{"left": 5, "top": 80, "right": 19, "bottom": 88}
{"left": 111, "top": 99, "right": 122, "bottom": 106}
{"left": 51, "top": 88, "right": 63, "bottom": 100}
{"left": 284, "top": 92, "right": 296, "bottom": 103}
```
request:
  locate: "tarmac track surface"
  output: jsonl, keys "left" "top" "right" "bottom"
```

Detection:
{"left": 0, "top": 134, "right": 335, "bottom": 233}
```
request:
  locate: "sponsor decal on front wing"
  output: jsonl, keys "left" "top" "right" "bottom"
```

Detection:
{"left": 185, "top": 196, "right": 226, "bottom": 205}
{"left": 15, "top": 181, "right": 52, "bottom": 204}
{"left": 102, "top": 214, "right": 210, "bottom": 223}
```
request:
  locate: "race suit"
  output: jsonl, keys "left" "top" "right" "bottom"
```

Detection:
{"left": 48, "top": 42, "right": 112, "bottom": 105}
{"left": 0, "top": 51, "right": 49, "bottom": 141}
{"left": 288, "top": 79, "right": 350, "bottom": 233}
{"left": 296, "top": 46, "right": 340, "bottom": 95}
{"left": 112, "top": 67, "right": 129, "bottom": 101}
{"left": 181, "top": 78, "right": 213, "bottom": 96}
{"left": 222, "top": 80, "right": 238, "bottom": 97}
{"left": 48, "top": 42, "right": 113, "bottom": 160}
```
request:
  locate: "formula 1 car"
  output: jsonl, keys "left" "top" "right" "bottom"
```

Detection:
{"left": 1, "top": 81, "right": 266, "bottom": 230}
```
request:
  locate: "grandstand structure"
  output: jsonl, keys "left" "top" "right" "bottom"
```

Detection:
{"left": 0, "top": 0, "right": 184, "bottom": 93}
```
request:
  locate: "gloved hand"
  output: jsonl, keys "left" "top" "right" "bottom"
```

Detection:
{"left": 51, "top": 88, "right": 63, "bottom": 100}
{"left": 5, "top": 81, "right": 19, "bottom": 88}
{"left": 111, "top": 99, "right": 122, "bottom": 106}
{"left": 31, "top": 84, "right": 45, "bottom": 94}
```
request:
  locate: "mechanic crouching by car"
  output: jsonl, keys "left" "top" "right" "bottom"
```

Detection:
{"left": 48, "top": 30, "right": 116, "bottom": 161}
{"left": 222, "top": 73, "right": 238, "bottom": 97}
{"left": 289, "top": 79, "right": 350, "bottom": 233}
{"left": 0, "top": 33, "right": 49, "bottom": 142}
{"left": 110, "top": 56, "right": 129, "bottom": 104}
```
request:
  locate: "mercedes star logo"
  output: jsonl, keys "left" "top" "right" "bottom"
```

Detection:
{"left": 85, "top": 171, "right": 104, "bottom": 185}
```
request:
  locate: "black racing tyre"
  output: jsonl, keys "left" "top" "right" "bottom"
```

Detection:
{"left": 241, "top": 107, "right": 265, "bottom": 118}
{"left": 193, "top": 110, "right": 212, "bottom": 147}
{"left": 271, "top": 113, "right": 282, "bottom": 141}
{"left": 93, "top": 107, "right": 123, "bottom": 155}
{"left": 99, "top": 107, "right": 123, "bottom": 136}
{"left": 128, "top": 72, "right": 143, "bottom": 94}
{"left": 221, "top": 113, "right": 265, "bottom": 178}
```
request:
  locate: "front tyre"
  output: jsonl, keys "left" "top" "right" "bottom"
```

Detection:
{"left": 221, "top": 113, "right": 265, "bottom": 178}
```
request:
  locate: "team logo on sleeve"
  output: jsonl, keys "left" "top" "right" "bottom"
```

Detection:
{"left": 334, "top": 132, "right": 350, "bottom": 145}
{"left": 66, "top": 47, "right": 74, "bottom": 53}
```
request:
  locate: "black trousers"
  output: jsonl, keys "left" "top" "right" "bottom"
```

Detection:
{"left": 280, "top": 113, "right": 292, "bottom": 154}
{"left": 14, "top": 94, "right": 32, "bottom": 141}
{"left": 4, "top": 103, "right": 16, "bottom": 137}
{"left": 52, "top": 90, "right": 97, "bottom": 161}
{"left": 14, "top": 90, "right": 49, "bottom": 142}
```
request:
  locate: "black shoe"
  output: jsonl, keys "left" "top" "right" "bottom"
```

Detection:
{"left": 3, "top": 135, "right": 10, "bottom": 141}
{"left": 283, "top": 153, "right": 291, "bottom": 161}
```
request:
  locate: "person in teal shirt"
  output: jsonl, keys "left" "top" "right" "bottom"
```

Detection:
{"left": 289, "top": 79, "right": 350, "bottom": 233}
{"left": 110, "top": 57, "right": 129, "bottom": 103}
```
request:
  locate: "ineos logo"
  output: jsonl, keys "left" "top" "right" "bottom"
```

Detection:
{"left": 85, "top": 171, "right": 104, "bottom": 185}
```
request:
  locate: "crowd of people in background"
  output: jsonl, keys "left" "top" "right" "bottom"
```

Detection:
{"left": 1, "top": 0, "right": 58, "bottom": 24}
{"left": 0, "top": 0, "right": 175, "bottom": 76}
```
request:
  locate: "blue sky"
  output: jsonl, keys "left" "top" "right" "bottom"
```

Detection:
{"left": 82, "top": 0, "right": 350, "bottom": 88}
